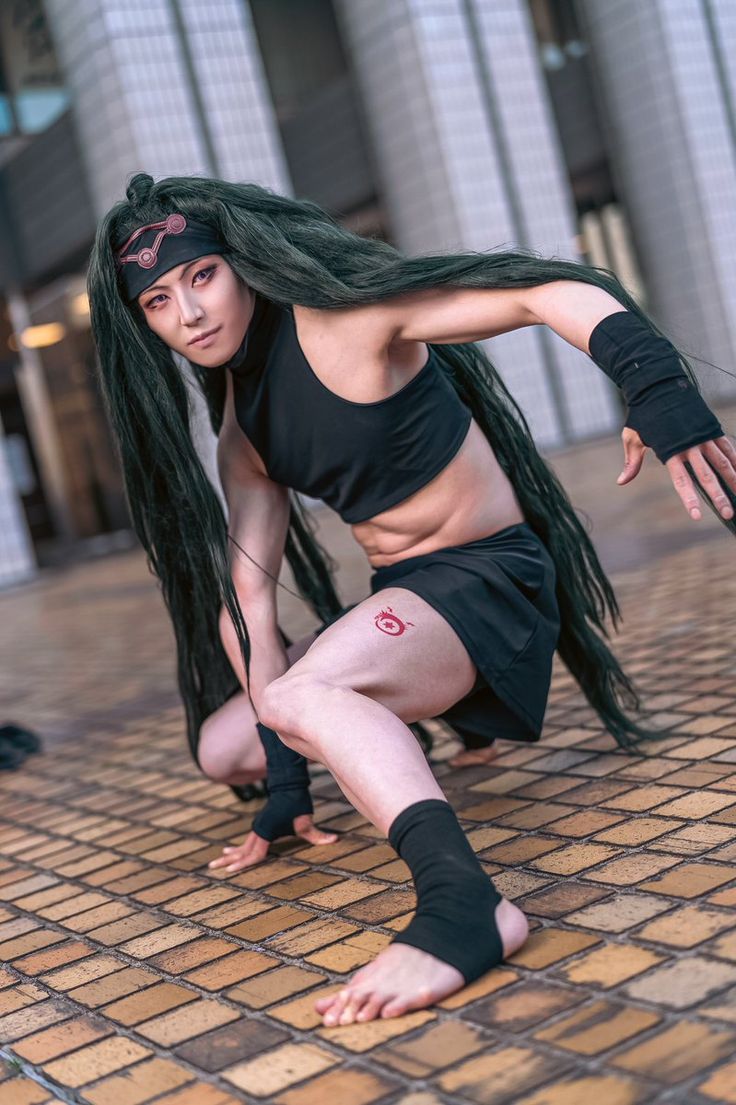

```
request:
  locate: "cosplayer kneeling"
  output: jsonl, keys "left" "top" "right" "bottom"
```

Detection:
{"left": 87, "top": 173, "right": 736, "bottom": 1024}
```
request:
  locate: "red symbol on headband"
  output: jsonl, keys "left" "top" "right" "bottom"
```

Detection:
{"left": 115, "top": 213, "right": 187, "bottom": 269}
{"left": 373, "top": 607, "right": 414, "bottom": 636}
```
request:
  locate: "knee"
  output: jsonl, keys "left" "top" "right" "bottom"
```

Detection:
{"left": 198, "top": 718, "right": 258, "bottom": 784}
{"left": 258, "top": 671, "right": 337, "bottom": 746}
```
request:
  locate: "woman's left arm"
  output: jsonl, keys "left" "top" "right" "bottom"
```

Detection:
{"left": 385, "top": 280, "right": 736, "bottom": 523}
{"left": 524, "top": 281, "right": 736, "bottom": 523}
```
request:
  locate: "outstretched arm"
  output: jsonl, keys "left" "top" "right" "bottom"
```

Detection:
{"left": 376, "top": 280, "right": 736, "bottom": 524}
{"left": 524, "top": 282, "right": 736, "bottom": 523}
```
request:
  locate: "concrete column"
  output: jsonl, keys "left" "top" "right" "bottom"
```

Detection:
{"left": 334, "top": 0, "right": 618, "bottom": 447}
{"left": 6, "top": 290, "right": 75, "bottom": 545}
{"left": 0, "top": 411, "right": 36, "bottom": 588}
{"left": 44, "top": 0, "right": 290, "bottom": 217}
{"left": 43, "top": 0, "right": 292, "bottom": 514}
{"left": 581, "top": 0, "right": 736, "bottom": 404}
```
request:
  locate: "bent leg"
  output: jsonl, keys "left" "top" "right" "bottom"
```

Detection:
{"left": 259, "top": 588, "right": 476, "bottom": 832}
{"left": 198, "top": 693, "right": 265, "bottom": 785}
{"left": 257, "top": 588, "right": 529, "bottom": 1023}
{"left": 198, "top": 629, "right": 318, "bottom": 786}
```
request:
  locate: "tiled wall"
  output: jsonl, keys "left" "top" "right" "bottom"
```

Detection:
{"left": 336, "top": 0, "right": 618, "bottom": 447}
{"left": 44, "top": 0, "right": 289, "bottom": 217}
{"left": 582, "top": 0, "right": 736, "bottom": 405}
{"left": 37, "top": 0, "right": 292, "bottom": 574}
{"left": 175, "top": 0, "right": 290, "bottom": 187}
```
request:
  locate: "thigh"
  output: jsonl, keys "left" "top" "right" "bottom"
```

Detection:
{"left": 290, "top": 587, "right": 477, "bottom": 723}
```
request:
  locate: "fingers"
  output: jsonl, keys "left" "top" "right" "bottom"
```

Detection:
{"left": 293, "top": 814, "right": 339, "bottom": 846}
{"left": 298, "top": 827, "right": 339, "bottom": 845}
{"left": 684, "top": 444, "right": 735, "bottom": 520}
{"left": 666, "top": 455, "right": 704, "bottom": 520}
{"left": 207, "top": 831, "right": 269, "bottom": 873}
{"left": 704, "top": 437, "right": 736, "bottom": 497}
{"left": 206, "top": 816, "right": 337, "bottom": 879}
{"left": 617, "top": 429, "right": 646, "bottom": 485}
{"left": 714, "top": 433, "right": 736, "bottom": 468}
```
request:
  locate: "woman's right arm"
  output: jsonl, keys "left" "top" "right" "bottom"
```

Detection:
{"left": 216, "top": 431, "right": 290, "bottom": 713}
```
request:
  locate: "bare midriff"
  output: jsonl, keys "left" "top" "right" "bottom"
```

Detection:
{"left": 352, "top": 418, "right": 526, "bottom": 569}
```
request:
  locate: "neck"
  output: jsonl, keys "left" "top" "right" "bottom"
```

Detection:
{"left": 215, "top": 291, "right": 274, "bottom": 372}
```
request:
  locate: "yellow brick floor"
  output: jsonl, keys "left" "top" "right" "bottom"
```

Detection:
{"left": 1, "top": 433, "right": 736, "bottom": 1104}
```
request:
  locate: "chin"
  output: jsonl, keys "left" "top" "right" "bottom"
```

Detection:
{"left": 185, "top": 343, "right": 228, "bottom": 367}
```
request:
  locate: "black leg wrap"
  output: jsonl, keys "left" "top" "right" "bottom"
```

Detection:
{"left": 230, "top": 782, "right": 267, "bottom": 803}
{"left": 388, "top": 798, "right": 503, "bottom": 983}
{"left": 251, "top": 722, "right": 313, "bottom": 842}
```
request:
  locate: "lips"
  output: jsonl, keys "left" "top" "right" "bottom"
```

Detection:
{"left": 188, "top": 325, "right": 220, "bottom": 346}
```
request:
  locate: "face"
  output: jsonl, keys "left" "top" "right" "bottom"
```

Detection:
{"left": 136, "top": 254, "right": 253, "bottom": 366}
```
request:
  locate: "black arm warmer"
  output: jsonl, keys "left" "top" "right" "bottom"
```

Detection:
{"left": 588, "top": 310, "right": 723, "bottom": 464}
{"left": 251, "top": 722, "right": 313, "bottom": 842}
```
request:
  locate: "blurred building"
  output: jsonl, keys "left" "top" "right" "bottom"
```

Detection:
{"left": 0, "top": 0, "right": 735, "bottom": 587}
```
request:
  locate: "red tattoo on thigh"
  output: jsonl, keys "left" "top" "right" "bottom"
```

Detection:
{"left": 373, "top": 606, "right": 415, "bottom": 636}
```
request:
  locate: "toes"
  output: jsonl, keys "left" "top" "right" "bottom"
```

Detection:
{"left": 381, "top": 986, "right": 433, "bottom": 1020}
{"left": 314, "top": 991, "right": 339, "bottom": 1015}
{"left": 322, "top": 986, "right": 380, "bottom": 1025}
{"left": 338, "top": 990, "right": 370, "bottom": 1025}
{"left": 356, "top": 992, "right": 388, "bottom": 1022}
{"left": 322, "top": 988, "right": 351, "bottom": 1026}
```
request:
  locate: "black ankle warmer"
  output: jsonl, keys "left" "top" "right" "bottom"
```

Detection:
{"left": 388, "top": 798, "right": 503, "bottom": 983}
{"left": 251, "top": 722, "right": 313, "bottom": 842}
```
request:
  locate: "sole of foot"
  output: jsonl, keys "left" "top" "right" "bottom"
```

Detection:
{"left": 448, "top": 744, "right": 500, "bottom": 768}
{"left": 315, "top": 895, "right": 528, "bottom": 1025}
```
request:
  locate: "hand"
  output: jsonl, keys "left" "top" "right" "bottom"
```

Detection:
{"left": 617, "top": 427, "right": 736, "bottom": 522}
{"left": 207, "top": 814, "right": 338, "bottom": 874}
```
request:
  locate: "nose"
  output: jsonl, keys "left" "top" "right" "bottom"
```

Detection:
{"left": 178, "top": 293, "right": 204, "bottom": 327}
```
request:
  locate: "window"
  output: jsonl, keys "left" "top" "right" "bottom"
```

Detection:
{"left": 0, "top": 0, "right": 69, "bottom": 138}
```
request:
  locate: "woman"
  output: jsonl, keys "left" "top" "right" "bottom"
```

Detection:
{"left": 88, "top": 172, "right": 735, "bottom": 1025}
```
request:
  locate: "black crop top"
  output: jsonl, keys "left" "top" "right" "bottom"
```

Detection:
{"left": 224, "top": 293, "right": 472, "bottom": 525}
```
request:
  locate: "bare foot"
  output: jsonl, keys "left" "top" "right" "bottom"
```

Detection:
{"left": 448, "top": 744, "right": 500, "bottom": 769}
{"left": 208, "top": 814, "right": 338, "bottom": 874}
{"left": 315, "top": 897, "right": 528, "bottom": 1025}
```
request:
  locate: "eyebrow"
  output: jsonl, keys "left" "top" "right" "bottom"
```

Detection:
{"left": 142, "top": 258, "right": 206, "bottom": 297}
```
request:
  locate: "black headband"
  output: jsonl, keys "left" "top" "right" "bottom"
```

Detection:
{"left": 115, "top": 213, "right": 226, "bottom": 301}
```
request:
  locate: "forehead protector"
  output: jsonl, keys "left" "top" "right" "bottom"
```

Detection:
{"left": 115, "top": 213, "right": 226, "bottom": 301}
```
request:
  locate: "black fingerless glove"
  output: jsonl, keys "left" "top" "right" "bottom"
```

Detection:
{"left": 251, "top": 722, "right": 313, "bottom": 842}
{"left": 588, "top": 310, "right": 723, "bottom": 464}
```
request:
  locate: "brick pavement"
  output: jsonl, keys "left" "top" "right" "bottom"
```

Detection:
{"left": 1, "top": 432, "right": 736, "bottom": 1104}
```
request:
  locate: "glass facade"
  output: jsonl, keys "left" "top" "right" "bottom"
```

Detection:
{"left": 0, "top": 0, "right": 69, "bottom": 139}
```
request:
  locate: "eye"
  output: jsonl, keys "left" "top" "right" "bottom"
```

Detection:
{"left": 194, "top": 265, "right": 216, "bottom": 283}
{"left": 145, "top": 265, "right": 216, "bottom": 308}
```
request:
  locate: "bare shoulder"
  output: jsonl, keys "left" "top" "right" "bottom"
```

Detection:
{"left": 294, "top": 283, "right": 536, "bottom": 351}
{"left": 293, "top": 297, "right": 397, "bottom": 353}
{"left": 293, "top": 292, "right": 430, "bottom": 374}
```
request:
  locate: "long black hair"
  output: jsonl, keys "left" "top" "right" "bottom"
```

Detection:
{"left": 87, "top": 171, "right": 721, "bottom": 755}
